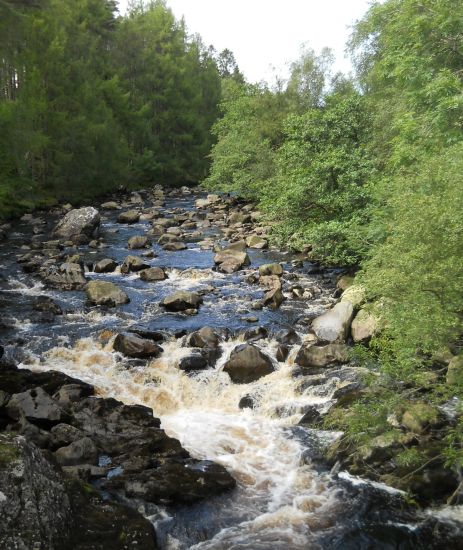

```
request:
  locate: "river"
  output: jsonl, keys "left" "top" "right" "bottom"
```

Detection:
{"left": 0, "top": 188, "right": 461, "bottom": 549}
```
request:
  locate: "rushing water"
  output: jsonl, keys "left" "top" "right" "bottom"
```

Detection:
{"left": 0, "top": 190, "right": 461, "bottom": 549}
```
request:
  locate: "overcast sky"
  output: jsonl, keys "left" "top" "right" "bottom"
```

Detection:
{"left": 117, "top": 0, "right": 374, "bottom": 83}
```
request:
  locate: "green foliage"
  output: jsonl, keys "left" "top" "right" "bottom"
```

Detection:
{"left": 264, "top": 90, "right": 374, "bottom": 265}
{"left": 203, "top": 81, "right": 287, "bottom": 200}
{"left": 0, "top": 0, "right": 224, "bottom": 217}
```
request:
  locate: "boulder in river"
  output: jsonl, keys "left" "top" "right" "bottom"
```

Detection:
{"left": 246, "top": 235, "right": 268, "bottom": 249}
{"left": 259, "top": 263, "right": 283, "bottom": 277}
{"left": 161, "top": 291, "right": 202, "bottom": 312}
{"left": 39, "top": 262, "right": 87, "bottom": 290}
{"left": 214, "top": 248, "right": 250, "bottom": 273}
{"left": 178, "top": 352, "right": 208, "bottom": 371}
{"left": 295, "top": 343, "right": 349, "bottom": 368}
{"left": 100, "top": 201, "right": 120, "bottom": 210}
{"left": 223, "top": 344, "right": 274, "bottom": 383}
{"left": 163, "top": 241, "right": 187, "bottom": 251}
{"left": 113, "top": 333, "right": 162, "bottom": 359}
{"left": 139, "top": 267, "right": 166, "bottom": 282}
{"left": 121, "top": 255, "right": 150, "bottom": 274}
{"left": 117, "top": 210, "right": 140, "bottom": 224}
{"left": 128, "top": 235, "right": 150, "bottom": 249}
{"left": 53, "top": 207, "right": 100, "bottom": 239}
{"left": 86, "top": 280, "right": 129, "bottom": 306}
{"left": 311, "top": 301, "right": 354, "bottom": 343}
{"left": 188, "top": 327, "right": 221, "bottom": 349}
{"left": 263, "top": 287, "right": 284, "bottom": 309}
{"left": 32, "top": 296, "right": 62, "bottom": 315}
{"left": 94, "top": 258, "right": 118, "bottom": 273}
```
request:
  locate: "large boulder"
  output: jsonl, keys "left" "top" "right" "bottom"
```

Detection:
{"left": 121, "top": 255, "right": 150, "bottom": 274}
{"left": 341, "top": 285, "right": 366, "bottom": 308}
{"left": 117, "top": 210, "right": 140, "bottom": 224}
{"left": 54, "top": 436, "right": 98, "bottom": 466}
{"left": 113, "top": 333, "right": 162, "bottom": 359}
{"left": 351, "top": 309, "right": 379, "bottom": 343}
{"left": 311, "top": 301, "right": 354, "bottom": 343}
{"left": 295, "top": 343, "right": 349, "bottom": 368}
{"left": 53, "top": 207, "right": 100, "bottom": 239}
{"left": 6, "top": 387, "right": 63, "bottom": 427}
{"left": 214, "top": 248, "right": 250, "bottom": 273}
{"left": 86, "top": 281, "right": 129, "bottom": 306}
{"left": 223, "top": 344, "right": 274, "bottom": 383}
{"left": 0, "top": 434, "right": 73, "bottom": 549}
{"left": 128, "top": 235, "right": 150, "bottom": 249}
{"left": 178, "top": 352, "right": 208, "bottom": 371}
{"left": 39, "top": 262, "right": 87, "bottom": 290}
{"left": 119, "top": 460, "right": 235, "bottom": 505}
{"left": 188, "top": 327, "right": 220, "bottom": 349}
{"left": 161, "top": 291, "right": 202, "bottom": 312}
{"left": 259, "top": 263, "right": 283, "bottom": 277}
{"left": 94, "top": 258, "right": 118, "bottom": 273}
{"left": 246, "top": 235, "right": 268, "bottom": 249}
{"left": 263, "top": 287, "right": 284, "bottom": 309}
{"left": 139, "top": 267, "right": 166, "bottom": 282}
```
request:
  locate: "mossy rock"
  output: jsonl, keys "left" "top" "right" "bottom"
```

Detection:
{"left": 446, "top": 354, "right": 463, "bottom": 385}
{"left": 400, "top": 402, "right": 440, "bottom": 434}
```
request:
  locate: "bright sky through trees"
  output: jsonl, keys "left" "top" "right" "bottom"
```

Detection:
{"left": 117, "top": 0, "right": 374, "bottom": 82}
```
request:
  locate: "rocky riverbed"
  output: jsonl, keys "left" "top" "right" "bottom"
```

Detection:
{"left": 0, "top": 186, "right": 462, "bottom": 549}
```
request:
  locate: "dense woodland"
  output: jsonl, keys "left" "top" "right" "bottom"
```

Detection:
{"left": 1, "top": 0, "right": 462, "bottom": 482}
{"left": 0, "top": 0, "right": 242, "bottom": 213}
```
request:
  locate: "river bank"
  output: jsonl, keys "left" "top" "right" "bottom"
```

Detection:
{"left": 0, "top": 186, "right": 461, "bottom": 549}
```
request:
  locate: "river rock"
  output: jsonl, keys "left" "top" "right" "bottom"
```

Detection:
{"left": 259, "top": 275, "right": 282, "bottom": 290}
{"left": 101, "top": 201, "right": 120, "bottom": 210}
{"left": 446, "top": 354, "right": 463, "bottom": 385}
{"left": 351, "top": 309, "right": 379, "bottom": 343}
{"left": 32, "top": 296, "right": 63, "bottom": 315}
{"left": 295, "top": 343, "right": 349, "bottom": 368}
{"left": 163, "top": 241, "right": 187, "bottom": 251}
{"left": 86, "top": 280, "right": 129, "bottom": 306}
{"left": 229, "top": 211, "right": 251, "bottom": 224}
{"left": 259, "top": 263, "right": 283, "bottom": 277}
{"left": 120, "top": 460, "right": 235, "bottom": 505}
{"left": 178, "top": 352, "right": 208, "bottom": 371}
{"left": 400, "top": 403, "right": 441, "bottom": 434}
{"left": 128, "top": 235, "right": 150, "bottom": 249}
{"left": 341, "top": 285, "right": 366, "bottom": 308}
{"left": 39, "top": 262, "right": 87, "bottom": 290}
{"left": 276, "top": 345, "right": 290, "bottom": 362}
{"left": 53, "top": 207, "right": 100, "bottom": 239}
{"left": 94, "top": 258, "right": 118, "bottom": 273}
{"left": 336, "top": 274, "right": 355, "bottom": 291}
{"left": 214, "top": 248, "right": 250, "bottom": 273}
{"left": 139, "top": 267, "right": 167, "bottom": 281}
{"left": 188, "top": 327, "right": 220, "bottom": 349}
{"left": 0, "top": 433, "right": 73, "bottom": 549}
{"left": 113, "top": 333, "right": 162, "bottom": 358}
{"left": 121, "top": 255, "right": 149, "bottom": 273}
{"left": 311, "top": 301, "right": 354, "bottom": 343}
{"left": 6, "top": 387, "right": 63, "bottom": 427}
{"left": 246, "top": 235, "right": 268, "bottom": 249}
{"left": 54, "top": 436, "right": 98, "bottom": 466}
{"left": 263, "top": 287, "right": 284, "bottom": 309}
{"left": 161, "top": 291, "right": 202, "bottom": 312}
{"left": 223, "top": 344, "right": 274, "bottom": 383}
{"left": 117, "top": 210, "right": 140, "bottom": 224}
